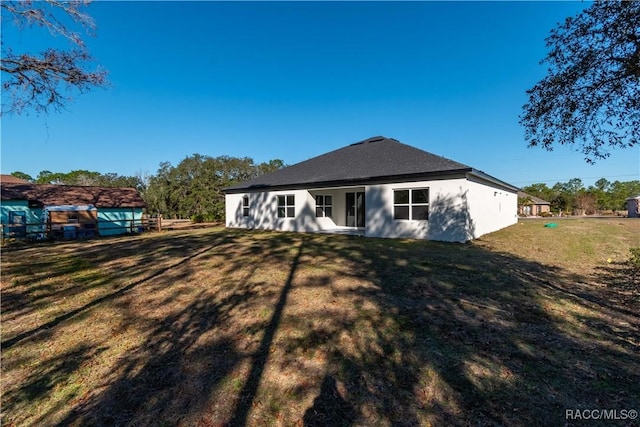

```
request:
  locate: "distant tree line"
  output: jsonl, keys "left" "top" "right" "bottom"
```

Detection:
{"left": 12, "top": 169, "right": 142, "bottom": 188}
{"left": 522, "top": 178, "right": 640, "bottom": 215}
{"left": 10, "top": 154, "right": 284, "bottom": 222}
{"left": 143, "top": 155, "right": 283, "bottom": 221}
{"left": 13, "top": 165, "right": 638, "bottom": 219}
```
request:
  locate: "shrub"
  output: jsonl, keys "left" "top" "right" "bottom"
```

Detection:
{"left": 191, "top": 214, "right": 205, "bottom": 223}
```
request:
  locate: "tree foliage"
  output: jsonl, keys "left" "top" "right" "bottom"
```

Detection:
{"left": 523, "top": 178, "right": 640, "bottom": 213}
{"left": 29, "top": 169, "right": 143, "bottom": 189}
{"left": 521, "top": 1, "right": 640, "bottom": 163}
{"left": 1, "top": 0, "right": 107, "bottom": 115}
{"left": 143, "top": 155, "right": 284, "bottom": 221}
{"left": 10, "top": 171, "right": 34, "bottom": 182}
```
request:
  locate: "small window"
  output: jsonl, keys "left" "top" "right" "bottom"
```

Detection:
{"left": 242, "top": 196, "right": 249, "bottom": 217}
{"left": 393, "top": 188, "right": 429, "bottom": 220}
{"left": 315, "top": 195, "right": 333, "bottom": 218}
{"left": 277, "top": 194, "right": 295, "bottom": 218}
{"left": 68, "top": 213, "right": 79, "bottom": 223}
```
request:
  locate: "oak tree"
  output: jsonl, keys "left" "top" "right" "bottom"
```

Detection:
{"left": 521, "top": 1, "right": 640, "bottom": 163}
{"left": 143, "top": 155, "right": 285, "bottom": 221}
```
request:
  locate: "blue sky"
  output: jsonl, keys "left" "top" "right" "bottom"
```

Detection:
{"left": 2, "top": 1, "right": 639, "bottom": 188}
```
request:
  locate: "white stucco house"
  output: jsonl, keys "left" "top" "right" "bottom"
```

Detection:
{"left": 224, "top": 136, "right": 518, "bottom": 242}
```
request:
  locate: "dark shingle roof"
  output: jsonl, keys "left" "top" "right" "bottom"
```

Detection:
{"left": 226, "top": 136, "right": 474, "bottom": 192}
{"left": 1, "top": 183, "right": 146, "bottom": 208}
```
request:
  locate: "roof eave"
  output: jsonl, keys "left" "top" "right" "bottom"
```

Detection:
{"left": 224, "top": 168, "right": 473, "bottom": 194}
{"left": 467, "top": 169, "right": 519, "bottom": 193}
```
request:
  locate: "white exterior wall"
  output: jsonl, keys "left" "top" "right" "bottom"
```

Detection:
{"left": 226, "top": 187, "right": 369, "bottom": 232}
{"left": 226, "top": 177, "right": 517, "bottom": 242}
{"left": 464, "top": 176, "right": 518, "bottom": 239}
{"left": 364, "top": 178, "right": 472, "bottom": 241}
{"left": 226, "top": 189, "right": 328, "bottom": 232}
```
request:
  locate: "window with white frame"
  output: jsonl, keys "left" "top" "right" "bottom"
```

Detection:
{"left": 393, "top": 188, "right": 429, "bottom": 220}
{"left": 315, "top": 195, "right": 333, "bottom": 218}
{"left": 277, "top": 195, "right": 295, "bottom": 218}
{"left": 242, "top": 195, "right": 249, "bottom": 217}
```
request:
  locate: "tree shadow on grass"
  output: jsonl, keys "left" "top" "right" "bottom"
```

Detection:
{"left": 593, "top": 261, "right": 640, "bottom": 310}
{"left": 5, "top": 344, "right": 108, "bottom": 426}
{"left": 1, "top": 229, "right": 241, "bottom": 349}
{"left": 228, "top": 237, "right": 305, "bottom": 427}
{"left": 53, "top": 235, "right": 302, "bottom": 425}
{"left": 2, "top": 227, "right": 639, "bottom": 426}
{"left": 303, "top": 375, "right": 357, "bottom": 426}
{"left": 5, "top": 230, "right": 303, "bottom": 426}
{"left": 60, "top": 297, "right": 242, "bottom": 425}
{"left": 1, "top": 228, "right": 247, "bottom": 426}
{"left": 285, "top": 236, "right": 640, "bottom": 426}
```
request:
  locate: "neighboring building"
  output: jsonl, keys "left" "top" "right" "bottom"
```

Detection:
{"left": 224, "top": 136, "right": 518, "bottom": 242}
{"left": 1, "top": 183, "right": 146, "bottom": 239}
{"left": 518, "top": 191, "right": 551, "bottom": 216}
{"left": 626, "top": 195, "right": 640, "bottom": 218}
{"left": 0, "top": 174, "right": 30, "bottom": 184}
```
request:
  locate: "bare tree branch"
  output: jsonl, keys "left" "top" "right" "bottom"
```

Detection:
{"left": 1, "top": 0, "right": 107, "bottom": 115}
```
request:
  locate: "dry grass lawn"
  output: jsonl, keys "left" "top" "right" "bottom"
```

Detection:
{"left": 1, "top": 218, "right": 639, "bottom": 426}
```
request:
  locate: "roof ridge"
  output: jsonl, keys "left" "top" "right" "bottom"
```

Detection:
{"left": 350, "top": 135, "right": 387, "bottom": 146}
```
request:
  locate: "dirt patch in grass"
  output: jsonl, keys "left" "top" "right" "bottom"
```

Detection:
{"left": 1, "top": 220, "right": 639, "bottom": 426}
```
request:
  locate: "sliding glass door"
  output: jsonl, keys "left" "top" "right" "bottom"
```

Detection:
{"left": 346, "top": 192, "right": 365, "bottom": 227}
